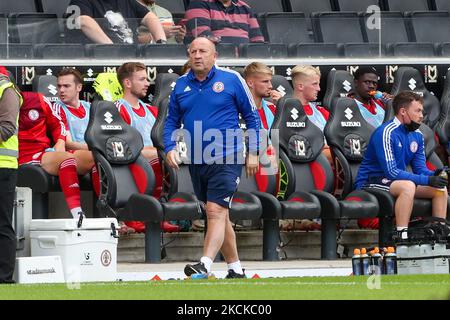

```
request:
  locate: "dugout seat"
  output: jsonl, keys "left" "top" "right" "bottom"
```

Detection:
{"left": 32, "top": 74, "right": 58, "bottom": 102}
{"left": 40, "top": 0, "right": 71, "bottom": 17}
{"left": 271, "top": 75, "right": 294, "bottom": 99}
{"left": 85, "top": 44, "right": 139, "bottom": 58}
{"left": 323, "top": 69, "right": 354, "bottom": 110}
{"left": 335, "top": 0, "right": 380, "bottom": 11}
{"left": 272, "top": 97, "right": 378, "bottom": 259}
{"left": 390, "top": 66, "right": 441, "bottom": 128}
{"left": 434, "top": 69, "right": 450, "bottom": 155}
{"left": 140, "top": 44, "right": 188, "bottom": 59}
{"left": 262, "top": 12, "right": 313, "bottom": 44}
{"left": 288, "top": 43, "right": 341, "bottom": 58}
{"left": 383, "top": 0, "right": 431, "bottom": 11}
{"left": 407, "top": 11, "right": 450, "bottom": 43}
{"left": 239, "top": 43, "right": 288, "bottom": 58}
{"left": 325, "top": 97, "right": 447, "bottom": 247}
{"left": 311, "top": 11, "right": 365, "bottom": 43}
{"left": 342, "top": 43, "right": 386, "bottom": 57}
{"left": 84, "top": 99, "right": 201, "bottom": 263}
{"left": 8, "top": 13, "right": 62, "bottom": 44}
{"left": 362, "top": 11, "right": 411, "bottom": 45}
{"left": 241, "top": 0, "right": 285, "bottom": 14}
{"left": 34, "top": 43, "right": 85, "bottom": 59}
{"left": 151, "top": 72, "right": 180, "bottom": 108}
{"left": 387, "top": 42, "right": 436, "bottom": 57}
{"left": 0, "top": 1, "right": 38, "bottom": 14}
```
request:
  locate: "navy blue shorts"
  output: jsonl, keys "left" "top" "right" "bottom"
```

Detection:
{"left": 189, "top": 164, "right": 243, "bottom": 208}
{"left": 361, "top": 176, "right": 393, "bottom": 192}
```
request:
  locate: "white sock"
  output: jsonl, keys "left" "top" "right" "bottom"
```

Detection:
{"left": 227, "top": 260, "right": 243, "bottom": 274}
{"left": 397, "top": 227, "right": 408, "bottom": 239}
{"left": 70, "top": 207, "right": 82, "bottom": 219}
{"left": 200, "top": 256, "right": 213, "bottom": 273}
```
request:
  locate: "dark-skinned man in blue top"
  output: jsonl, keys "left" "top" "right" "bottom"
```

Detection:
{"left": 355, "top": 91, "right": 448, "bottom": 240}
{"left": 163, "top": 37, "right": 260, "bottom": 279}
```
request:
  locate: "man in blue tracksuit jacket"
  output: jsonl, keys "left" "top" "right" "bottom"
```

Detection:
{"left": 163, "top": 37, "right": 260, "bottom": 278}
{"left": 355, "top": 91, "right": 448, "bottom": 240}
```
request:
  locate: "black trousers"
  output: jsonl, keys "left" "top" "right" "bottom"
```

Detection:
{"left": 0, "top": 168, "right": 17, "bottom": 283}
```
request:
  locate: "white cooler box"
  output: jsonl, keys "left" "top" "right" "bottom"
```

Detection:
{"left": 30, "top": 218, "right": 119, "bottom": 283}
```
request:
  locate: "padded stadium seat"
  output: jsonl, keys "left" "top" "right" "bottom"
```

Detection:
{"left": 151, "top": 98, "right": 265, "bottom": 259}
{"left": 216, "top": 43, "right": 238, "bottom": 58}
{"left": 387, "top": 42, "right": 436, "bottom": 57}
{"left": 32, "top": 75, "right": 58, "bottom": 102}
{"left": 8, "top": 13, "right": 62, "bottom": 44}
{"left": 140, "top": 44, "right": 187, "bottom": 59}
{"left": 262, "top": 12, "right": 313, "bottom": 44}
{"left": 342, "top": 42, "right": 386, "bottom": 57}
{"left": 336, "top": 0, "right": 381, "bottom": 11}
{"left": 390, "top": 67, "right": 441, "bottom": 128}
{"left": 271, "top": 75, "right": 294, "bottom": 98}
{"left": 34, "top": 43, "right": 85, "bottom": 59}
{"left": 0, "top": 15, "right": 7, "bottom": 44}
{"left": 384, "top": 0, "right": 431, "bottom": 11}
{"left": 407, "top": 11, "right": 450, "bottom": 43}
{"left": 439, "top": 42, "right": 450, "bottom": 56}
{"left": 435, "top": 69, "right": 450, "bottom": 153}
{"left": 239, "top": 43, "right": 287, "bottom": 58}
{"left": 287, "top": 0, "right": 334, "bottom": 16}
{"left": 323, "top": 69, "right": 354, "bottom": 110}
{"left": 312, "top": 11, "right": 365, "bottom": 43}
{"left": 0, "top": 1, "right": 37, "bottom": 14}
{"left": 435, "top": 0, "right": 450, "bottom": 12}
{"left": 40, "top": 0, "right": 71, "bottom": 17}
{"left": 86, "top": 44, "right": 139, "bottom": 58}
{"left": 362, "top": 11, "right": 411, "bottom": 45}
{"left": 288, "top": 43, "right": 341, "bottom": 58}
{"left": 324, "top": 97, "right": 446, "bottom": 247}
{"left": 85, "top": 99, "right": 202, "bottom": 263}
{"left": 0, "top": 44, "right": 34, "bottom": 59}
{"left": 151, "top": 72, "right": 180, "bottom": 108}
{"left": 157, "top": 0, "right": 187, "bottom": 13}
{"left": 273, "top": 97, "right": 378, "bottom": 259}
{"left": 241, "top": 0, "right": 285, "bottom": 14}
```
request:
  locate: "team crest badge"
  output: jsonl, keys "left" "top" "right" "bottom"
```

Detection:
{"left": 28, "top": 109, "right": 39, "bottom": 121}
{"left": 410, "top": 141, "right": 418, "bottom": 153}
{"left": 213, "top": 81, "right": 224, "bottom": 93}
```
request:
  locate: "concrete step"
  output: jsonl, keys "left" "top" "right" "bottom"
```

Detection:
{"left": 118, "top": 229, "right": 379, "bottom": 263}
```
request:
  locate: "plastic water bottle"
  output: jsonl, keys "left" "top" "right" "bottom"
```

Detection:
{"left": 360, "top": 248, "right": 371, "bottom": 275}
{"left": 369, "top": 90, "right": 383, "bottom": 100}
{"left": 352, "top": 248, "right": 362, "bottom": 276}
{"left": 370, "top": 247, "right": 384, "bottom": 275}
{"left": 384, "top": 247, "right": 397, "bottom": 275}
{"left": 436, "top": 169, "right": 448, "bottom": 195}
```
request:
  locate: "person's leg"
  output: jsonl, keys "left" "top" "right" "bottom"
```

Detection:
{"left": 72, "top": 150, "right": 95, "bottom": 175}
{"left": 202, "top": 201, "right": 228, "bottom": 260}
{"left": 415, "top": 185, "right": 447, "bottom": 219}
{"left": 0, "top": 169, "right": 17, "bottom": 283}
{"left": 389, "top": 180, "right": 416, "bottom": 228}
{"left": 41, "top": 152, "right": 82, "bottom": 218}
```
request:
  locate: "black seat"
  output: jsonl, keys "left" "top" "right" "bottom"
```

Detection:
{"left": 387, "top": 42, "right": 436, "bottom": 57}
{"left": 85, "top": 99, "right": 201, "bottom": 263}
{"left": 407, "top": 11, "right": 450, "bottom": 43}
{"left": 435, "top": 69, "right": 450, "bottom": 154}
{"left": 384, "top": 0, "right": 431, "bottom": 11}
{"left": 0, "top": 1, "right": 38, "bottom": 13}
{"left": 216, "top": 43, "right": 238, "bottom": 58}
{"left": 262, "top": 12, "right": 313, "bottom": 44}
{"left": 34, "top": 43, "right": 85, "bottom": 59}
{"left": 271, "top": 75, "right": 294, "bottom": 99}
{"left": 323, "top": 69, "right": 354, "bottom": 110}
{"left": 156, "top": 0, "right": 187, "bottom": 14}
{"left": 40, "top": 0, "right": 71, "bottom": 17}
{"left": 151, "top": 98, "right": 265, "bottom": 259}
{"left": 312, "top": 11, "right": 365, "bottom": 43}
{"left": 336, "top": 0, "right": 381, "bottom": 11}
{"left": 439, "top": 42, "right": 450, "bottom": 56}
{"left": 0, "top": 44, "right": 34, "bottom": 59}
{"left": 390, "top": 66, "right": 441, "bottom": 128}
{"left": 241, "top": 0, "right": 285, "bottom": 14}
{"left": 0, "top": 15, "right": 7, "bottom": 43}
{"left": 86, "top": 44, "right": 139, "bottom": 58}
{"left": 8, "top": 13, "right": 62, "bottom": 44}
{"left": 239, "top": 43, "right": 287, "bottom": 58}
{"left": 288, "top": 43, "right": 341, "bottom": 58}
{"left": 362, "top": 11, "right": 411, "bottom": 45}
{"left": 342, "top": 42, "right": 386, "bottom": 57}
{"left": 140, "top": 44, "right": 187, "bottom": 59}
{"left": 273, "top": 97, "right": 379, "bottom": 259}
{"left": 32, "top": 75, "right": 58, "bottom": 103}
{"left": 435, "top": 0, "right": 450, "bottom": 12}
{"left": 151, "top": 72, "right": 180, "bottom": 108}
{"left": 287, "top": 0, "right": 334, "bottom": 16}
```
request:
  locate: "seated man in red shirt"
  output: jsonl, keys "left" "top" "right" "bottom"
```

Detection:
{"left": 19, "top": 91, "right": 85, "bottom": 226}
{"left": 116, "top": 62, "right": 180, "bottom": 233}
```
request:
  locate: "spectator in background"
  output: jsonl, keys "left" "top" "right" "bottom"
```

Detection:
{"left": 68, "top": 0, "right": 166, "bottom": 44}
{"left": 137, "top": 0, "right": 186, "bottom": 44}
{"left": 184, "top": 0, "right": 264, "bottom": 44}
{"left": 0, "top": 67, "right": 21, "bottom": 284}
{"left": 116, "top": 62, "right": 180, "bottom": 233}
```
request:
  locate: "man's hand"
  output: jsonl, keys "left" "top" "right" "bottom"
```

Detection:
{"left": 434, "top": 166, "right": 450, "bottom": 177}
{"left": 54, "top": 139, "right": 66, "bottom": 152}
{"left": 428, "top": 175, "right": 448, "bottom": 188}
{"left": 246, "top": 153, "right": 259, "bottom": 177}
{"left": 269, "top": 90, "right": 283, "bottom": 104}
{"left": 175, "top": 25, "right": 186, "bottom": 43}
{"left": 166, "top": 150, "right": 181, "bottom": 169}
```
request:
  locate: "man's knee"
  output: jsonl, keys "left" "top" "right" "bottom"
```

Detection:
{"left": 392, "top": 180, "right": 416, "bottom": 198}
{"left": 206, "top": 202, "right": 227, "bottom": 220}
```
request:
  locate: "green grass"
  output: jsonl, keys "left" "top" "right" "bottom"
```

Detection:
{"left": 1, "top": 274, "right": 449, "bottom": 300}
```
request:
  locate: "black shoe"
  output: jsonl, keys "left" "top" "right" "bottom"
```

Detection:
{"left": 184, "top": 262, "right": 208, "bottom": 277}
{"left": 77, "top": 212, "right": 85, "bottom": 228}
{"left": 225, "top": 269, "right": 246, "bottom": 279}
{"left": 0, "top": 279, "right": 15, "bottom": 284}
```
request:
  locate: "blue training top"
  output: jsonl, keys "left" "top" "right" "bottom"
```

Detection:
{"left": 354, "top": 117, "right": 434, "bottom": 189}
{"left": 163, "top": 65, "right": 260, "bottom": 164}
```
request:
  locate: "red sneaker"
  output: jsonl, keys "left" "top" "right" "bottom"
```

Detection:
{"left": 125, "top": 221, "right": 146, "bottom": 233}
{"left": 357, "top": 217, "right": 379, "bottom": 229}
{"left": 161, "top": 221, "right": 181, "bottom": 233}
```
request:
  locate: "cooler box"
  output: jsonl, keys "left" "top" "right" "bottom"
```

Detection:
{"left": 30, "top": 218, "right": 119, "bottom": 282}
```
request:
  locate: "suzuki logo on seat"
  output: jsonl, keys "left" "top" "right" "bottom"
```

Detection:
{"left": 343, "top": 80, "right": 352, "bottom": 92}
{"left": 291, "top": 108, "right": 299, "bottom": 120}
{"left": 104, "top": 112, "right": 113, "bottom": 124}
{"left": 344, "top": 108, "right": 353, "bottom": 120}
{"left": 48, "top": 84, "right": 57, "bottom": 96}
{"left": 408, "top": 78, "right": 417, "bottom": 90}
